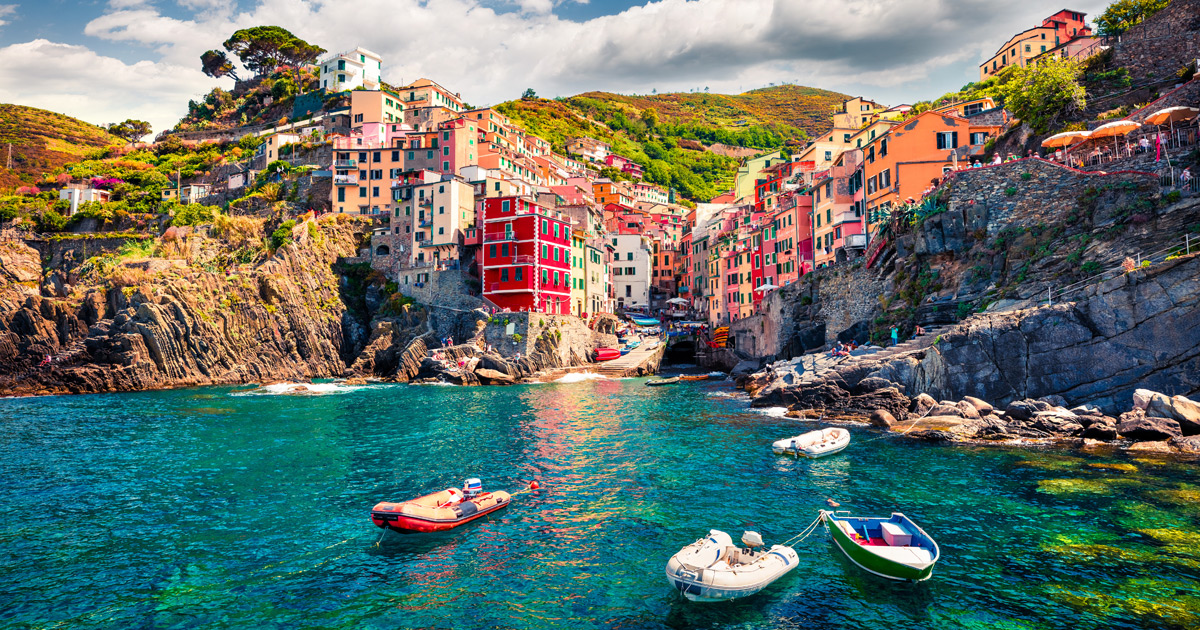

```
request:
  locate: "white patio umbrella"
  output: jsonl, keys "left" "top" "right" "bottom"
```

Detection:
{"left": 666, "top": 297, "right": 689, "bottom": 305}
{"left": 755, "top": 283, "right": 780, "bottom": 292}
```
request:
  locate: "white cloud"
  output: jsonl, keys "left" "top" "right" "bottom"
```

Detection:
{"left": 0, "top": 39, "right": 222, "bottom": 135}
{"left": 3, "top": 0, "right": 1113, "bottom": 135}
{"left": 0, "top": 4, "right": 16, "bottom": 28}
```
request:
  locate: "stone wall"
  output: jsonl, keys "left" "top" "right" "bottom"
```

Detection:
{"left": 1109, "top": 0, "right": 1200, "bottom": 83}
{"left": 918, "top": 158, "right": 1158, "bottom": 257}
{"left": 479, "top": 312, "right": 611, "bottom": 363}
{"left": 728, "top": 261, "right": 881, "bottom": 360}
{"left": 403, "top": 268, "right": 482, "bottom": 312}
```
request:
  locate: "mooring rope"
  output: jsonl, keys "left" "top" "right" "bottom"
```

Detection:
{"left": 779, "top": 513, "right": 825, "bottom": 547}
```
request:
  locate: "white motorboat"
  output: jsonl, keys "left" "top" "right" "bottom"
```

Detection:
{"left": 665, "top": 530, "right": 798, "bottom": 602}
{"left": 772, "top": 427, "right": 850, "bottom": 458}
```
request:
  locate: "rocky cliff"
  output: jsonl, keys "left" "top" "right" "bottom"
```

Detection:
{"left": 0, "top": 215, "right": 369, "bottom": 395}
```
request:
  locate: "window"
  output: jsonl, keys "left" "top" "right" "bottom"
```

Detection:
{"left": 515, "top": 268, "right": 523, "bottom": 281}
{"left": 407, "top": 152, "right": 414, "bottom": 160}
{"left": 626, "top": 252, "right": 633, "bottom": 261}
{"left": 880, "top": 169, "right": 891, "bottom": 188}
{"left": 625, "top": 267, "right": 635, "bottom": 275}
{"left": 824, "top": 151, "right": 832, "bottom": 161}
{"left": 970, "top": 132, "right": 989, "bottom": 145}
{"left": 542, "top": 269, "right": 548, "bottom": 283}
{"left": 501, "top": 268, "right": 509, "bottom": 282}
{"left": 502, "top": 200, "right": 510, "bottom": 212}
{"left": 625, "top": 286, "right": 632, "bottom": 297}
{"left": 1025, "top": 44, "right": 1031, "bottom": 53}
{"left": 554, "top": 271, "right": 560, "bottom": 285}
{"left": 881, "top": 138, "right": 888, "bottom": 157}
{"left": 359, "top": 187, "right": 366, "bottom": 198}
{"left": 542, "top": 244, "right": 548, "bottom": 258}
{"left": 936, "top": 131, "right": 959, "bottom": 150}
{"left": 489, "top": 244, "right": 496, "bottom": 258}
{"left": 501, "top": 244, "right": 509, "bottom": 257}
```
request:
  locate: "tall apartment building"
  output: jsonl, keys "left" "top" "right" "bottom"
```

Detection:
{"left": 319, "top": 48, "right": 383, "bottom": 92}
{"left": 480, "top": 197, "right": 573, "bottom": 314}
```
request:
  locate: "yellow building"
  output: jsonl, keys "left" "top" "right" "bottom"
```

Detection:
{"left": 732, "top": 151, "right": 782, "bottom": 203}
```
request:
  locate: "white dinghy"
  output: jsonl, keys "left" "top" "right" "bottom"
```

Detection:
{"left": 772, "top": 427, "right": 850, "bottom": 458}
{"left": 665, "top": 530, "right": 798, "bottom": 601}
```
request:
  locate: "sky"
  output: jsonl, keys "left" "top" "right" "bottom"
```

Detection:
{"left": 0, "top": 0, "right": 1111, "bottom": 136}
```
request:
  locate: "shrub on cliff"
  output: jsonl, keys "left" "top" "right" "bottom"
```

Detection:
{"left": 997, "top": 56, "right": 1086, "bottom": 134}
{"left": 1094, "top": 0, "right": 1169, "bottom": 36}
{"left": 270, "top": 219, "right": 296, "bottom": 249}
{"left": 171, "top": 203, "right": 218, "bottom": 227}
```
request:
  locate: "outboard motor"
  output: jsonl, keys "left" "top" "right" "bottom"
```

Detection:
{"left": 463, "top": 478, "right": 483, "bottom": 499}
{"left": 741, "top": 531, "right": 764, "bottom": 548}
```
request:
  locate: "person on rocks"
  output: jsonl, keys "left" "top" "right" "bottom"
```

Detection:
{"left": 891, "top": 327, "right": 899, "bottom": 347}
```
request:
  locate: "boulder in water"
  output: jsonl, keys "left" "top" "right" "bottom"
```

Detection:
{"left": 870, "top": 409, "right": 896, "bottom": 428}
{"left": 1118, "top": 409, "right": 1182, "bottom": 441}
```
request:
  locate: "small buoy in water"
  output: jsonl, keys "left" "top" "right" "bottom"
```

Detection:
{"left": 530, "top": 481, "right": 540, "bottom": 490}
{"left": 826, "top": 498, "right": 840, "bottom": 508}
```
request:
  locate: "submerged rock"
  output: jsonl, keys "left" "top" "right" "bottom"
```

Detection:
{"left": 869, "top": 409, "right": 896, "bottom": 428}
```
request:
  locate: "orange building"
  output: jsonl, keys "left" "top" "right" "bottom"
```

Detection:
{"left": 860, "top": 110, "right": 1001, "bottom": 238}
{"left": 980, "top": 10, "right": 1092, "bottom": 80}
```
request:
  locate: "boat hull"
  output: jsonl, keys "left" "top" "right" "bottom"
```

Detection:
{"left": 371, "top": 490, "right": 511, "bottom": 533}
{"left": 824, "top": 512, "right": 937, "bottom": 582}
{"left": 646, "top": 377, "right": 680, "bottom": 386}
{"left": 593, "top": 348, "right": 620, "bottom": 361}
{"left": 772, "top": 428, "right": 851, "bottom": 458}
{"left": 665, "top": 533, "right": 798, "bottom": 601}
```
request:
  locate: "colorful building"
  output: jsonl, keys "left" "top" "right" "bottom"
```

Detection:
{"left": 480, "top": 196, "right": 573, "bottom": 314}
{"left": 980, "top": 10, "right": 1092, "bottom": 80}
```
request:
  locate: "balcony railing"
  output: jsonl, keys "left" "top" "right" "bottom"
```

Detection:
{"left": 512, "top": 255, "right": 535, "bottom": 265}
{"left": 333, "top": 159, "right": 358, "bottom": 169}
{"left": 487, "top": 279, "right": 535, "bottom": 292}
{"left": 333, "top": 175, "right": 359, "bottom": 185}
{"left": 484, "top": 232, "right": 516, "bottom": 242}
{"left": 419, "top": 219, "right": 432, "bottom": 228}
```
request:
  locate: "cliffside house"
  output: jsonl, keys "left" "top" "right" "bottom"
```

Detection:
{"left": 319, "top": 47, "right": 383, "bottom": 92}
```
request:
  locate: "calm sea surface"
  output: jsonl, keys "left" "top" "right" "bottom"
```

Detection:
{"left": 2, "top": 377, "right": 1199, "bottom": 629}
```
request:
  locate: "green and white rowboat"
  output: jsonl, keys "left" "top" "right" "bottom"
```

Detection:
{"left": 820, "top": 510, "right": 940, "bottom": 582}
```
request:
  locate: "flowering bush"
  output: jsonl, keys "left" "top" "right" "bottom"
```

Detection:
{"left": 16, "top": 186, "right": 40, "bottom": 195}
{"left": 90, "top": 177, "right": 126, "bottom": 190}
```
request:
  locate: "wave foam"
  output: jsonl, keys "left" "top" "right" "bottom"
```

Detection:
{"left": 556, "top": 372, "right": 607, "bottom": 383}
{"left": 756, "top": 406, "right": 789, "bottom": 418}
{"left": 236, "top": 382, "right": 367, "bottom": 396}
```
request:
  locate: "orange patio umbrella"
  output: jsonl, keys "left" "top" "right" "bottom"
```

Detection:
{"left": 1091, "top": 120, "right": 1142, "bottom": 156}
{"left": 1041, "top": 130, "right": 1092, "bottom": 148}
{"left": 1144, "top": 106, "right": 1199, "bottom": 126}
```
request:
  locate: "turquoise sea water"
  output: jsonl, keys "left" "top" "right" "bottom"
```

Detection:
{"left": 2, "top": 377, "right": 1200, "bottom": 629}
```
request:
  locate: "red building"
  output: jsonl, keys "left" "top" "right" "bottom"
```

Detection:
{"left": 480, "top": 196, "right": 573, "bottom": 314}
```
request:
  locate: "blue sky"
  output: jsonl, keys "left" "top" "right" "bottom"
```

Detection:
{"left": 0, "top": 0, "right": 1109, "bottom": 135}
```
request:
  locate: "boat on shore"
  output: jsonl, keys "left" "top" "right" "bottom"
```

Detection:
{"left": 593, "top": 348, "right": 620, "bottom": 361}
{"left": 681, "top": 374, "right": 708, "bottom": 382}
{"left": 820, "top": 510, "right": 939, "bottom": 581}
{"left": 666, "top": 530, "right": 798, "bottom": 601}
{"left": 646, "top": 377, "right": 680, "bottom": 386}
{"left": 371, "top": 479, "right": 510, "bottom": 533}
{"left": 772, "top": 428, "right": 850, "bottom": 458}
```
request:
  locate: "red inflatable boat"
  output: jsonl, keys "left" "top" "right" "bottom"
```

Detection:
{"left": 594, "top": 348, "right": 620, "bottom": 361}
{"left": 371, "top": 486, "right": 511, "bottom": 533}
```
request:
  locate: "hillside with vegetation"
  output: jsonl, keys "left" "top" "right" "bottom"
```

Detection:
{"left": 496, "top": 85, "right": 848, "bottom": 202}
{"left": 0, "top": 105, "right": 119, "bottom": 189}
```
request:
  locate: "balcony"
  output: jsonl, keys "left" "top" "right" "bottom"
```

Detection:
{"left": 836, "top": 210, "right": 861, "bottom": 225}
{"left": 333, "top": 159, "right": 358, "bottom": 169}
{"left": 512, "top": 255, "right": 535, "bottom": 265}
{"left": 487, "top": 278, "right": 535, "bottom": 293}
{"left": 419, "top": 219, "right": 432, "bottom": 228}
{"left": 333, "top": 174, "right": 359, "bottom": 185}
{"left": 484, "top": 231, "right": 517, "bottom": 242}
{"left": 844, "top": 233, "right": 867, "bottom": 249}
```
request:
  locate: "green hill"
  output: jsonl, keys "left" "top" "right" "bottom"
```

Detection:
{"left": 496, "top": 85, "right": 849, "bottom": 202}
{"left": 0, "top": 104, "right": 119, "bottom": 190}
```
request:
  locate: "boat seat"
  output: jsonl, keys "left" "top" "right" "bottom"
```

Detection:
{"left": 869, "top": 545, "right": 934, "bottom": 566}
{"left": 836, "top": 520, "right": 861, "bottom": 541}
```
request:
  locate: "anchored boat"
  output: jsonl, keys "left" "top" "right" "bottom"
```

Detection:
{"left": 666, "top": 530, "right": 798, "bottom": 601}
{"left": 646, "top": 376, "right": 680, "bottom": 386}
{"left": 772, "top": 428, "right": 850, "bottom": 458}
{"left": 371, "top": 478, "right": 511, "bottom": 533}
{"left": 820, "top": 510, "right": 940, "bottom": 581}
{"left": 680, "top": 374, "right": 708, "bottom": 382}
